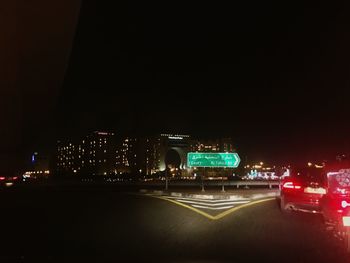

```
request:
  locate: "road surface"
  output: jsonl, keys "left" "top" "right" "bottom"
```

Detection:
{"left": 0, "top": 185, "right": 348, "bottom": 263}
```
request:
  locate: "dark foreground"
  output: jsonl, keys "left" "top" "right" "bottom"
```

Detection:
{"left": 0, "top": 185, "right": 348, "bottom": 263}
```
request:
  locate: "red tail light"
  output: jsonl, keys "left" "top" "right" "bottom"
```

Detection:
{"left": 12, "top": 177, "right": 18, "bottom": 180}
{"left": 0, "top": 177, "right": 5, "bottom": 181}
{"left": 282, "top": 181, "right": 302, "bottom": 190}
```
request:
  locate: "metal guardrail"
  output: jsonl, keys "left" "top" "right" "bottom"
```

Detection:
{"left": 133, "top": 180, "right": 280, "bottom": 188}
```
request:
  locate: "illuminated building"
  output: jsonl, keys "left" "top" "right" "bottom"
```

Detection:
{"left": 24, "top": 151, "right": 50, "bottom": 179}
{"left": 55, "top": 132, "right": 238, "bottom": 178}
{"left": 115, "top": 137, "right": 160, "bottom": 175}
{"left": 115, "top": 134, "right": 192, "bottom": 176}
{"left": 158, "top": 134, "right": 192, "bottom": 173}
{"left": 56, "top": 141, "right": 79, "bottom": 174}
{"left": 56, "top": 131, "right": 116, "bottom": 176}
{"left": 82, "top": 131, "right": 116, "bottom": 175}
{"left": 190, "top": 138, "right": 237, "bottom": 177}
{"left": 115, "top": 137, "right": 138, "bottom": 174}
{"left": 191, "top": 138, "right": 235, "bottom": 153}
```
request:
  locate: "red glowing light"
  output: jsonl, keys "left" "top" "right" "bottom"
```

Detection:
{"left": 282, "top": 181, "right": 302, "bottom": 190}
{"left": 343, "top": 216, "right": 350, "bottom": 226}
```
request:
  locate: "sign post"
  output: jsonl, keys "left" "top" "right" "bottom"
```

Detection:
{"left": 187, "top": 152, "right": 240, "bottom": 168}
{"left": 201, "top": 167, "right": 205, "bottom": 192}
{"left": 221, "top": 169, "right": 225, "bottom": 192}
{"left": 188, "top": 152, "right": 241, "bottom": 192}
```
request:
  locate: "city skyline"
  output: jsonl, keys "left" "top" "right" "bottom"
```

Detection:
{"left": 2, "top": 0, "right": 350, "bottom": 174}
{"left": 25, "top": 129, "right": 343, "bottom": 179}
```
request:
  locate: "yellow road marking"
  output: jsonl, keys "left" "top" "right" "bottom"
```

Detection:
{"left": 152, "top": 196, "right": 216, "bottom": 220}
{"left": 213, "top": 198, "right": 275, "bottom": 220}
{"left": 143, "top": 194, "right": 275, "bottom": 221}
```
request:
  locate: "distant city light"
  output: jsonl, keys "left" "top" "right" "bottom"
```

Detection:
{"left": 168, "top": 136, "right": 183, "bottom": 140}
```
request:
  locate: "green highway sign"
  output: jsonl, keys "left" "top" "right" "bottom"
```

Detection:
{"left": 187, "top": 152, "right": 240, "bottom": 168}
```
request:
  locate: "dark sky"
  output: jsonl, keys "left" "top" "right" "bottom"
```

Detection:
{"left": 57, "top": 0, "right": 350, "bottom": 164}
{"left": 4, "top": 0, "right": 350, "bottom": 172}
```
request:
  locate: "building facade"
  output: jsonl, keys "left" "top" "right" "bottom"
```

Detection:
{"left": 56, "top": 131, "right": 116, "bottom": 176}
{"left": 191, "top": 138, "right": 235, "bottom": 153}
{"left": 55, "top": 131, "right": 238, "bottom": 178}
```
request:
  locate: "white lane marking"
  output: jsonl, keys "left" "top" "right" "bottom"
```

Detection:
{"left": 191, "top": 205, "right": 234, "bottom": 210}
{"left": 176, "top": 199, "right": 250, "bottom": 206}
{"left": 164, "top": 196, "right": 251, "bottom": 203}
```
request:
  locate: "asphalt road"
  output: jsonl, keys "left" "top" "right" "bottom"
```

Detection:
{"left": 0, "top": 185, "right": 349, "bottom": 263}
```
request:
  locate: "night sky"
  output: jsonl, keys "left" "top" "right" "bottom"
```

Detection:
{"left": 59, "top": 1, "right": 350, "bottom": 163}
{"left": 3, "top": 1, "right": 350, "bottom": 173}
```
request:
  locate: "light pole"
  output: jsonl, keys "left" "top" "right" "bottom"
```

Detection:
{"left": 221, "top": 167, "right": 226, "bottom": 192}
{"left": 165, "top": 167, "right": 168, "bottom": 191}
{"left": 221, "top": 175, "right": 225, "bottom": 192}
{"left": 201, "top": 167, "right": 205, "bottom": 192}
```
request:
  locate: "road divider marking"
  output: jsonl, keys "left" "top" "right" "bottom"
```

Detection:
{"left": 177, "top": 199, "right": 250, "bottom": 206}
{"left": 151, "top": 196, "right": 217, "bottom": 220}
{"left": 191, "top": 205, "right": 234, "bottom": 210}
{"left": 213, "top": 198, "right": 275, "bottom": 220}
{"left": 143, "top": 194, "right": 275, "bottom": 220}
{"left": 165, "top": 196, "right": 251, "bottom": 203}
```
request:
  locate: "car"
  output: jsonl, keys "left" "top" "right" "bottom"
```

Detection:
{"left": 280, "top": 166, "right": 327, "bottom": 214}
{"left": 0, "top": 175, "right": 20, "bottom": 187}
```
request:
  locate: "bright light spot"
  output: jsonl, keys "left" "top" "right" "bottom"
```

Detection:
{"left": 283, "top": 181, "right": 302, "bottom": 190}
{"left": 343, "top": 216, "right": 350, "bottom": 226}
{"left": 342, "top": 200, "right": 350, "bottom": 208}
{"left": 304, "top": 187, "right": 326, "bottom": 194}
{"left": 283, "top": 182, "right": 294, "bottom": 189}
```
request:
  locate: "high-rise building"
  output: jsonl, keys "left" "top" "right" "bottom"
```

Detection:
{"left": 115, "top": 137, "right": 157, "bottom": 175}
{"left": 56, "top": 131, "right": 116, "bottom": 176}
{"left": 82, "top": 131, "right": 116, "bottom": 175}
{"left": 115, "top": 134, "right": 192, "bottom": 176}
{"left": 191, "top": 138, "right": 235, "bottom": 153}
{"left": 115, "top": 137, "right": 138, "bottom": 174}
{"left": 55, "top": 132, "right": 237, "bottom": 178}
{"left": 56, "top": 141, "right": 79, "bottom": 175}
